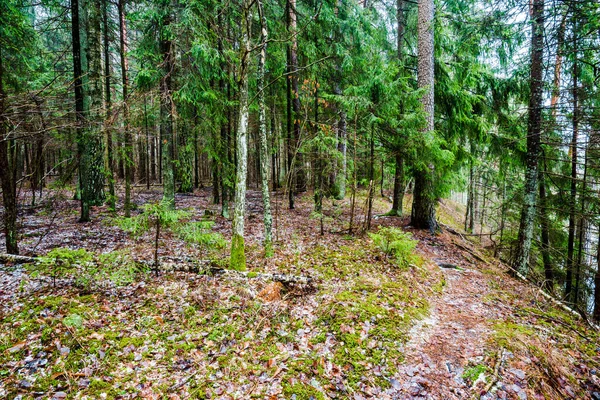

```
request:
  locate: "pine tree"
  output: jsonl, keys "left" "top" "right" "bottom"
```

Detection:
{"left": 411, "top": 0, "right": 436, "bottom": 231}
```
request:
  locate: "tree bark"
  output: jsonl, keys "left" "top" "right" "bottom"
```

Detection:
{"left": 230, "top": 0, "right": 251, "bottom": 271}
{"left": 103, "top": 0, "right": 115, "bottom": 212}
{"left": 538, "top": 163, "right": 553, "bottom": 292}
{"left": 118, "top": 0, "right": 133, "bottom": 216}
{"left": 388, "top": 0, "right": 405, "bottom": 217}
{"left": 72, "top": 0, "right": 92, "bottom": 222}
{"left": 257, "top": 0, "right": 273, "bottom": 256}
{"left": 390, "top": 153, "right": 404, "bottom": 216}
{"left": 160, "top": 6, "right": 175, "bottom": 209}
{"left": 0, "top": 47, "right": 19, "bottom": 254}
{"left": 411, "top": 0, "right": 436, "bottom": 232}
{"left": 86, "top": 0, "right": 106, "bottom": 207}
{"left": 511, "top": 0, "right": 544, "bottom": 276}
{"left": 565, "top": 27, "right": 578, "bottom": 302}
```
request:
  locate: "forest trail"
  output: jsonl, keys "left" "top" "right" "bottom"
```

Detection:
{"left": 394, "top": 227, "right": 600, "bottom": 400}
{"left": 394, "top": 231, "right": 516, "bottom": 399}
{"left": 1, "top": 189, "right": 599, "bottom": 399}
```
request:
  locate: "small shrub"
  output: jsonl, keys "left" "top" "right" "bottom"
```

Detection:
{"left": 176, "top": 220, "right": 226, "bottom": 250}
{"left": 369, "top": 227, "right": 418, "bottom": 268}
{"left": 63, "top": 313, "right": 84, "bottom": 329}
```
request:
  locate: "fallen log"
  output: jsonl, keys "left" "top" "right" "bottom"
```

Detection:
{"left": 209, "top": 267, "right": 314, "bottom": 286}
{"left": 0, "top": 253, "right": 314, "bottom": 287}
{"left": 0, "top": 253, "right": 37, "bottom": 264}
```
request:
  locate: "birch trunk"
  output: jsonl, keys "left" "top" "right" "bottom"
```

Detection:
{"left": 230, "top": 0, "right": 251, "bottom": 271}
{"left": 257, "top": 0, "right": 273, "bottom": 256}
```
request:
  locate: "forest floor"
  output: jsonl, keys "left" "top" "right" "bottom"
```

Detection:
{"left": 1, "top": 186, "right": 600, "bottom": 399}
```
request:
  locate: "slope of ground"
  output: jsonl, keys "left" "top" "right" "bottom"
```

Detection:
{"left": 1, "top": 188, "right": 599, "bottom": 399}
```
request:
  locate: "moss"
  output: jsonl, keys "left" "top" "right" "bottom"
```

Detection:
{"left": 491, "top": 321, "right": 534, "bottom": 350}
{"left": 282, "top": 382, "right": 326, "bottom": 400}
{"left": 230, "top": 234, "right": 247, "bottom": 271}
{"left": 264, "top": 240, "right": 274, "bottom": 258}
{"left": 432, "top": 276, "right": 446, "bottom": 293}
{"left": 463, "top": 364, "right": 488, "bottom": 384}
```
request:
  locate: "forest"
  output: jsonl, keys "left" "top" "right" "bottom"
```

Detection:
{"left": 2, "top": 0, "right": 600, "bottom": 398}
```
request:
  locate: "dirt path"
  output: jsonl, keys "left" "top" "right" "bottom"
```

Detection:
{"left": 393, "top": 231, "right": 529, "bottom": 400}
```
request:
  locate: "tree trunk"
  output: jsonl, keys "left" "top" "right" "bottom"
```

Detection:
{"left": 388, "top": 0, "right": 405, "bottom": 217}
{"left": 86, "top": 0, "right": 106, "bottom": 207}
{"left": 411, "top": 0, "right": 436, "bottom": 232}
{"left": 230, "top": 0, "right": 251, "bottom": 271}
{"left": 290, "top": 0, "right": 304, "bottom": 194}
{"left": 538, "top": 163, "right": 553, "bottom": 292}
{"left": 390, "top": 153, "right": 404, "bottom": 216}
{"left": 511, "top": 0, "right": 544, "bottom": 276}
{"left": 566, "top": 28, "right": 579, "bottom": 302}
{"left": 160, "top": 7, "right": 175, "bottom": 209}
{"left": 103, "top": 0, "right": 116, "bottom": 212}
{"left": 0, "top": 48, "right": 19, "bottom": 254}
{"left": 72, "top": 0, "right": 92, "bottom": 222}
{"left": 118, "top": 0, "right": 133, "bottom": 216}
{"left": 335, "top": 85, "right": 347, "bottom": 200}
{"left": 257, "top": 0, "right": 273, "bottom": 256}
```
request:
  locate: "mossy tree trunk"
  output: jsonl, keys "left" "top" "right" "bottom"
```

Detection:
{"left": 230, "top": 0, "right": 251, "bottom": 271}
{"left": 511, "top": 0, "right": 544, "bottom": 277}
{"left": 257, "top": 0, "right": 273, "bottom": 256}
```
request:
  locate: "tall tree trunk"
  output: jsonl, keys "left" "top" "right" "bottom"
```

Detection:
{"left": 333, "top": 0, "right": 347, "bottom": 200}
{"left": 257, "top": 0, "right": 273, "bottom": 256}
{"left": 160, "top": 7, "right": 175, "bottom": 209}
{"left": 411, "top": 0, "right": 436, "bottom": 232}
{"left": 566, "top": 28, "right": 579, "bottom": 302}
{"left": 0, "top": 48, "right": 19, "bottom": 254}
{"left": 511, "top": 0, "right": 544, "bottom": 276}
{"left": 286, "top": 0, "right": 294, "bottom": 209}
{"left": 73, "top": 0, "right": 92, "bottom": 222}
{"left": 230, "top": 0, "right": 251, "bottom": 271}
{"left": 334, "top": 80, "right": 347, "bottom": 200}
{"left": 290, "top": 0, "right": 304, "bottom": 194}
{"left": 574, "top": 142, "right": 588, "bottom": 306}
{"left": 103, "top": 0, "right": 116, "bottom": 212}
{"left": 118, "top": 0, "right": 132, "bottom": 216}
{"left": 539, "top": 7, "right": 564, "bottom": 291}
{"left": 87, "top": 0, "right": 106, "bottom": 206}
{"left": 31, "top": 97, "right": 46, "bottom": 206}
{"left": 389, "top": 0, "right": 405, "bottom": 217}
